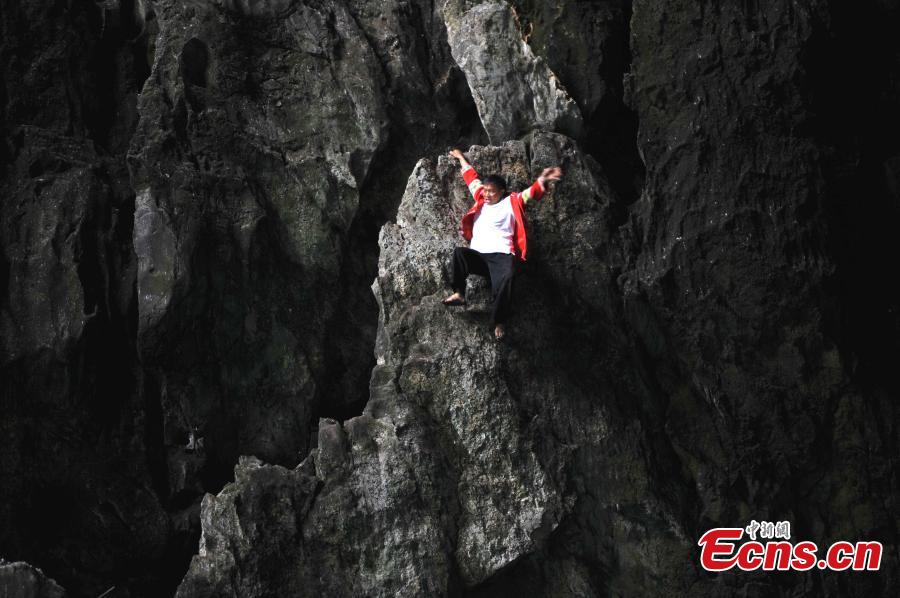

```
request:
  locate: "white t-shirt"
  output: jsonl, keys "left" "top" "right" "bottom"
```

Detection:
{"left": 470, "top": 196, "right": 514, "bottom": 254}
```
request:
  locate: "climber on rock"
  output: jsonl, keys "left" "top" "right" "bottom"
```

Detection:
{"left": 443, "top": 148, "right": 562, "bottom": 341}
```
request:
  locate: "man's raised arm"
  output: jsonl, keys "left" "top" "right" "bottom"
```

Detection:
{"left": 449, "top": 149, "right": 483, "bottom": 200}
{"left": 521, "top": 166, "right": 563, "bottom": 205}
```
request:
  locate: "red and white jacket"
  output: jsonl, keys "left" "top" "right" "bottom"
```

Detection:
{"left": 459, "top": 165, "right": 545, "bottom": 261}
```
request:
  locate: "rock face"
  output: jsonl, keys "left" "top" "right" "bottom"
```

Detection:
{"left": 128, "top": 0, "right": 392, "bottom": 480}
{"left": 175, "top": 0, "right": 900, "bottom": 595}
{"left": 508, "top": 0, "right": 642, "bottom": 200}
{"left": 177, "top": 134, "right": 628, "bottom": 595}
{"left": 2, "top": 0, "right": 900, "bottom": 596}
{"left": 0, "top": 2, "right": 173, "bottom": 596}
{"left": 0, "top": 560, "right": 67, "bottom": 598}
{"left": 513, "top": 0, "right": 628, "bottom": 125}
{"left": 1, "top": 129, "right": 93, "bottom": 362}
{"left": 625, "top": 3, "right": 900, "bottom": 591}
{"left": 444, "top": 1, "right": 583, "bottom": 142}
{"left": 127, "top": 0, "right": 487, "bottom": 509}
{"left": 2, "top": 0, "right": 485, "bottom": 594}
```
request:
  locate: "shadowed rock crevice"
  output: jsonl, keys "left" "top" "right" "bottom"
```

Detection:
{"left": 317, "top": 0, "right": 488, "bottom": 422}
{"left": 584, "top": 0, "right": 644, "bottom": 200}
{"left": 317, "top": 100, "right": 487, "bottom": 421}
{"left": 509, "top": 0, "right": 645, "bottom": 205}
{"left": 807, "top": 7, "right": 900, "bottom": 575}
{"left": 1, "top": 1, "right": 171, "bottom": 595}
{"left": 85, "top": 0, "right": 155, "bottom": 154}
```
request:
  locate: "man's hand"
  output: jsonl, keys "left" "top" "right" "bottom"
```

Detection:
{"left": 538, "top": 166, "right": 563, "bottom": 186}
{"left": 449, "top": 148, "right": 472, "bottom": 171}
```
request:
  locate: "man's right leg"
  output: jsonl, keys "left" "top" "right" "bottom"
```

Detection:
{"left": 484, "top": 253, "right": 516, "bottom": 339}
{"left": 445, "top": 247, "right": 489, "bottom": 303}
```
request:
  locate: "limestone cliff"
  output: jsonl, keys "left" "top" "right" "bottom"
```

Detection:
{"left": 1, "top": 0, "right": 898, "bottom": 596}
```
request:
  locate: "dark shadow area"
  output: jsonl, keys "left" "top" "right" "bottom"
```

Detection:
{"left": 806, "top": 4, "right": 900, "bottom": 569}
{"left": 0, "top": 2, "right": 180, "bottom": 596}
{"left": 85, "top": 0, "right": 155, "bottom": 154}
{"left": 509, "top": 0, "right": 645, "bottom": 207}
{"left": 808, "top": 1, "right": 900, "bottom": 391}
{"left": 316, "top": 45, "right": 487, "bottom": 423}
{"left": 583, "top": 0, "right": 645, "bottom": 210}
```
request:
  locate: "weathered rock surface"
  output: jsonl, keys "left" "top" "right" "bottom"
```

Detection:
{"left": 177, "top": 0, "right": 900, "bottom": 594}
{"left": 177, "top": 135, "right": 603, "bottom": 595}
{"left": 3, "top": 0, "right": 486, "bottom": 593}
{"left": 2, "top": 0, "right": 900, "bottom": 596}
{"left": 127, "top": 0, "right": 488, "bottom": 509}
{"left": 128, "top": 0, "right": 390, "bottom": 481}
{"left": 511, "top": 0, "right": 628, "bottom": 125}
{"left": 1, "top": 129, "right": 92, "bottom": 362}
{"left": 0, "top": 2, "right": 174, "bottom": 596}
{"left": 627, "top": 0, "right": 897, "bottom": 553}
{"left": 0, "top": 560, "right": 66, "bottom": 598}
{"left": 508, "top": 0, "right": 643, "bottom": 201}
{"left": 444, "top": 1, "right": 583, "bottom": 142}
{"left": 320, "top": 0, "right": 487, "bottom": 418}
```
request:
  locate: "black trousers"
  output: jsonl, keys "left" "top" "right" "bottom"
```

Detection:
{"left": 451, "top": 247, "right": 516, "bottom": 325}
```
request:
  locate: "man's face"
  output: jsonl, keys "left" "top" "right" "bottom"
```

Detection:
{"left": 482, "top": 183, "right": 504, "bottom": 204}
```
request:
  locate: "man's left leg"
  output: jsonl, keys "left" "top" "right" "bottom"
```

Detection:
{"left": 485, "top": 253, "right": 516, "bottom": 339}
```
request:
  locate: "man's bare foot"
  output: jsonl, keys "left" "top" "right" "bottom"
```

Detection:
{"left": 494, "top": 323, "right": 505, "bottom": 341}
{"left": 442, "top": 291, "right": 466, "bottom": 306}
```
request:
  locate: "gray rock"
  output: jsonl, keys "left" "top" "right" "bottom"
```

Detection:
{"left": 127, "top": 0, "right": 390, "bottom": 477}
{"left": 3, "top": 1, "right": 900, "bottom": 595}
{"left": 0, "top": 128, "right": 90, "bottom": 363}
{"left": 133, "top": 187, "right": 177, "bottom": 332}
{"left": 175, "top": 456, "right": 319, "bottom": 597}
{"left": 177, "top": 133, "right": 625, "bottom": 595}
{"left": 511, "top": 0, "right": 628, "bottom": 120}
{"left": 1, "top": 0, "right": 485, "bottom": 589}
{"left": 0, "top": 560, "right": 66, "bottom": 598}
{"left": 0, "top": 114, "right": 169, "bottom": 598}
{"left": 216, "top": 0, "right": 296, "bottom": 17}
{"left": 443, "top": 2, "right": 583, "bottom": 142}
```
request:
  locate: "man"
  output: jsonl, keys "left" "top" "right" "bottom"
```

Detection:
{"left": 443, "top": 148, "right": 563, "bottom": 340}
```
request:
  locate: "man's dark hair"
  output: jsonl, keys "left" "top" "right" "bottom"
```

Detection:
{"left": 482, "top": 174, "right": 507, "bottom": 191}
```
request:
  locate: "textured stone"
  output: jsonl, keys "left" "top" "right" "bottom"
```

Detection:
{"left": 175, "top": 456, "right": 319, "bottom": 597}
{"left": 0, "top": 128, "right": 91, "bottom": 362}
{"left": 2, "top": 0, "right": 483, "bottom": 592}
{"left": 3, "top": 1, "right": 900, "bottom": 596}
{"left": 176, "top": 133, "right": 624, "bottom": 595}
{"left": 0, "top": 3, "right": 171, "bottom": 595}
{"left": 127, "top": 0, "right": 391, "bottom": 485}
{"left": 0, "top": 560, "right": 66, "bottom": 598}
{"left": 443, "top": 1, "right": 583, "bottom": 142}
{"left": 609, "top": 0, "right": 899, "bottom": 594}
{"left": 511, "top": 0, "right": 628, "bottom": 120}
{"left": 133, "top": 187, "right": 177, "bottom": 332}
